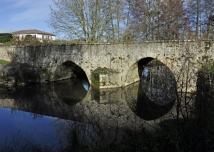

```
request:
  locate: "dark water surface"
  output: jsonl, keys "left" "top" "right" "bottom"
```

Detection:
{"left": 0, "top": 61, "right": 176, "bottom": 150}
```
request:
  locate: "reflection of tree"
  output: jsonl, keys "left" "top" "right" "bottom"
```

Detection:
{"left": 140, "top": 60, "right": 176, "bottom": 105}
{"left": 53, "top": 114, "right": 124, "bottom": 151}
{"left": 0, "top": 131, "right": 55, "bottom": 151}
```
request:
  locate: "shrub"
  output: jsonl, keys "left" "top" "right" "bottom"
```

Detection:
{"left": 0, "top": 33, "right": 13, "bottom": 43}
{"left": 24, "top": 34, "right": 34, "bottom": 42}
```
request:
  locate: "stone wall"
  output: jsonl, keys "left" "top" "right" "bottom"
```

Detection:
{"left": 0, "top": 46, "right": 15, "bottom": 61}
{"left": 0, "top": 41, "right": 213, "bottom": 89}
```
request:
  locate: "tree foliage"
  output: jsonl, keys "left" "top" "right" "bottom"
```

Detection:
{"left": 48, "top": 0, "right": 214, "bottom": 42}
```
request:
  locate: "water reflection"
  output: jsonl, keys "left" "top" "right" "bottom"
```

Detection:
{"left": 53, "top": 78, "right": 89, "bottom": 106}
{"left": 140, "top": 59, "right": 176, "bottom": 105}
{"left": 0, "top": 72, "right": 176, "bottom": 149}
{"left": 83, "top": 80, "right": 89, "bottom": 91}
{"left": 132, "top": 59, "right": 176, "bottom": 120}
{"left": 125, "top": 82, "right": 175, "bottom": 121}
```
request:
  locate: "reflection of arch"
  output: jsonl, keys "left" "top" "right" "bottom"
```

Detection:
{"left": 126, "top": 81, "right": 175, "bottom": 121}
{"left": 125, "top": 57, "right": 176, "bottom": 120}
{"left": 136, "top": 82, "right": 175, "bottom": 120}
{"left": 55, "top": 60, "right": 89, "bottom": 82}
{"left": 2, "top": 79, "right": 89, "bottom": 118}
{"left": 53, "top": 78, "right": 89, "bottom": 106}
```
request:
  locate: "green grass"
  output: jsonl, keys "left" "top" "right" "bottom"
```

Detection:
{"left": 0, "top": 60, "right": 10, "bottom": 65}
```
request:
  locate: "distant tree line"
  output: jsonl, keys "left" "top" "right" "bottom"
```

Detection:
{"left": 48, "top": 0, "right": 214, "bottom": 42}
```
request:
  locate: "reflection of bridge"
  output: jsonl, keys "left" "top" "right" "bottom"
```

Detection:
{"left": 0, "top": 80, "right": 176, "bottom": 130}
{"left": 0, "top": 41, "right": 213, "bottom": 90}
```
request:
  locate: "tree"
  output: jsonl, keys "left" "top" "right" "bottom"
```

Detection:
{"left": 126, "top": 0, "right": 188, "bottom": 41}
{"left": 48, "top": 0, "right": 125, "bottom": 43}
{"left": 126, "top": 0, "right": 161, "bottom": 41}
{"left": 159, "top": 0, "right": 189, "bottom": 40}
{"left": 185, "top": 0, "right": 214, "bottom": 39}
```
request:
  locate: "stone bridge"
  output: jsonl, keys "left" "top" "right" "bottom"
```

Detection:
{"left": 0, "top": 40, "right": 213, "bottom": 90}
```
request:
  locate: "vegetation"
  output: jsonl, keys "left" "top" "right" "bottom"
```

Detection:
{"left": 0, "top": 60, "right": 10, "bottom": 65}
{"left": 0, "top": 0, "right": 212, "bottom": 46}
{"left": 48, "top": 0, "right": 124, "bottom": 42}
{"left": 4, "top": 36, "right": 42, "bottom": 46}
{"left": 0, "top": 132, "right": 55, "bottom": 152}
{"left": 3, "top": 37, "right": 89, "bottom": 46}
{"left": 48, "top": 0, "right": 214, "bottom": 43}
{"left": 0, "top": 33, "right": 13, "bottom": 43}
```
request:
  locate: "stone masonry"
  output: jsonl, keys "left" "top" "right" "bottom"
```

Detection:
{"left": 0, "top": 40, "right": 213, "bottom": 90}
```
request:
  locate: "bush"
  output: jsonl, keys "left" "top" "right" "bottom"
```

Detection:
{"left": 0, "top": 33, "right": 13, "bottom": 43}
{"left": 24, "top": 34, "right": 34, "bottom": 42}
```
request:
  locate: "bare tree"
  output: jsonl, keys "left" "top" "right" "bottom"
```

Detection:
{"left": 48, "top": 0, "right": 124, "bottom": 42}
{"left": 185, "top": 0, "right": 214, "bottom": 39}
{"left": 127, "top": 0, "right": 188, "bottom": 41}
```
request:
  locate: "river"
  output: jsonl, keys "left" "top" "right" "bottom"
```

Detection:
{"left": 0, "top": 60, "right": 176, "bottom": 151}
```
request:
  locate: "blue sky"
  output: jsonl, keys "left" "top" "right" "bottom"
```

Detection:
{"left": 0, "top": 0, "right": 55, "bottom": 34}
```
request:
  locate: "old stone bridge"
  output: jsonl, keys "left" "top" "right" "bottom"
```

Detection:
{"left": 0, "top": 41, "right": 213, "bottom": 90}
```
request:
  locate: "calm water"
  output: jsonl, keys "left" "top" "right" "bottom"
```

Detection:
{"left": 0, "top": 60, "right": 176, "bottom": 150}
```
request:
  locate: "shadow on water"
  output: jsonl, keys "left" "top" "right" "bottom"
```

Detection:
{"left": 53, "top": 78, "right": 89, "bottom": 106}
{"left": 125, "top": 81, "right": 175, "bottom": 121}
{"left": 0, "top": 77, "right": 89, "bottom": 120}
{"left": 135, "top": 83, "right": 175, "bottom": 120}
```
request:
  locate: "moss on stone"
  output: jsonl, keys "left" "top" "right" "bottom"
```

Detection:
{"left": 91, "top": 78, "right": 99, "bottom": 87}
{"left": 41, "top": 69, "right": 51, "bottom": 77}
{"left": 0, "top": 60, "right": 10, "bottom": 65}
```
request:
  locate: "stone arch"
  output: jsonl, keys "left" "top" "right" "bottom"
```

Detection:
{"left": 124, "top": 57, "right": 176, "bottom": 87}
{"left": 125, "top": 57, "right": 153, "bottom": 86}
{"left": 54, "top": 60, "right": 89, "bottom": 83}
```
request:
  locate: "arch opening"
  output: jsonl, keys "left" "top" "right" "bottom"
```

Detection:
{"left": 53, "top": 61, "right": 90, "bottom": 105}
{"left": 54, "top": 61, "right": 88, "bottom": 81}
{"left": 138, "top": 57, "right": 176, "bottom": 105}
